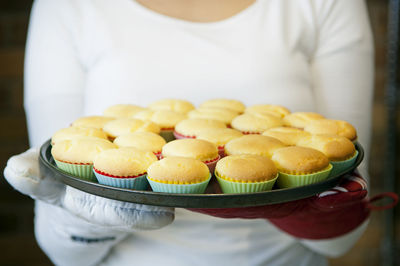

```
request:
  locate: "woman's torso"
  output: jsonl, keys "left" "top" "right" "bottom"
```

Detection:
{"left": 71, "top": 0, "right": 324, "bottom": 265}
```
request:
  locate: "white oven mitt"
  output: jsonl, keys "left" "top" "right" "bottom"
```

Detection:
{"left": 4, "top": 148, "right": 175, "bottom": 265}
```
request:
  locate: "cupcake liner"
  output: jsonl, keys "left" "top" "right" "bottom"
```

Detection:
{"left": 218, "top": 146, "right": 225, "bottom": 158}
{"left": 205, "top": 156, "right": 220, "bottom": 174}
{"left": 54, "top": 159, "right": 96, "bottom": 181}
{"left": 215, "top": 173, "right": 278, "bottom": 194}
{"left": 276, "top": 164, "right": 333, "bottom": 188}
{"left": 94, "top": 171, "right": 148, "bottom": 190}
{"left": 329, "top": 151, "right": 359, "bottom": 177}
{"left": 160, "top": 130, "right": 175, "bottom": 142}
{"left": 147, "top": 175, "right": 211, "bottom": 194}
{"left": 173, "top": 131, "right": 195, "bottom": 140}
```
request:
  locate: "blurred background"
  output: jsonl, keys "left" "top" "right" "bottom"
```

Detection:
{"left": 0, "top": 0, "right": 398, "bottom": 265}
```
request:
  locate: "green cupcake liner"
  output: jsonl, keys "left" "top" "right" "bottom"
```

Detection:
{"left": 276, "top": 164, "right": 332, "bottom": 188}
{"left": 329, "top": 150, "right": 359, "bottom": 177}
{"left": 147, "top": 175, "right": 211, "bottom": 194}
{"left": 54, "top": 159, "right": 96, "bottom": 181}
{"left": 160, "top": 130, "right": 175, "bottom": 142}
{"left": 215, "top": 173, "right": 278, "bottom": 194}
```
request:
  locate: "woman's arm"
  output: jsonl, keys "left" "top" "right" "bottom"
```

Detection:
{"left": 24, "top": 0, "right": 85, "bottom": 148}
{"left": 24, "top": 1, "right": 122, "bottom": 265}
{"left": 302, "top": 0, "right": 374, "bottom": 257}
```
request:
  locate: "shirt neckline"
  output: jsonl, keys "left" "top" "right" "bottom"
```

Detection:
{"left": 127, "top": 0, "right": 260, "bottom": 28}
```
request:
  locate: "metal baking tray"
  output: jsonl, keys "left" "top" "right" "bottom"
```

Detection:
{"left": 39, "top": 139, "right": 364, "bottom": 208}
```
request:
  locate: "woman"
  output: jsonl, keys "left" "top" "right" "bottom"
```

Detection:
{"left": 5, "top": 0, "right": 374, "bottom": 265}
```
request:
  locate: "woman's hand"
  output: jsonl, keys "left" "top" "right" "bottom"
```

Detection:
{"left": 4, "top": 148, "right": 175, "bottom": 265}
{"left": 189, "top": 172, "right": 397, "bottom": 239}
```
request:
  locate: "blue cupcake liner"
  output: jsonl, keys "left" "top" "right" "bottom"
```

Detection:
{"left": 94, "top": 171, "right": 148, "bottom": 190}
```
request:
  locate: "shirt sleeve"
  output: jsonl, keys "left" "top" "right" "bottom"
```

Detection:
{"left": 310, "top": 0, "right": 374, "bottom": 181}
{"left": 302, "top": 0, "right": 374, "bottom": 257}
{"left": 24, "top": 1, "right": 124, "bottom": 265}
{"left": 24, "top": 0, "right": 86, "bottom": 148}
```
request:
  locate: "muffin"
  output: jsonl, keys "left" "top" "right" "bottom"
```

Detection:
{"left": 304, "top": 119, "right": 357, "bottom": 141}
{"left": 51, "top": 137, "right": 117, "bottom": 181}
{"left": 196, "top": 128, "right": 243, "bottom": 157}
{"left": 245, "top": 104, "right": 290, "bottom": 118}
{"left": 262, "top": 127, "right": 311, "bottom": 146}
{"left": 71, "top": 116, "right": 115, "bottom": 130}
{"left": 187, "top": 107, "right": 239, "bottom": 126}
{"left": 215, "top": 154, "right": 278, "bottom": 193}
{"left": 93, "top": 147, "right": 157, "bottom": 189}
{"left": 161, "top": 139, "right": 220, "bottom": 173}
{"left": 296, "top": 134, "right": 358, "bottom": 176}
{"left": 147, "top": 157, "right": 211, "bottom": 194}
{"left": 282, "top": 112, "right": 324, "bottom": 129}
{"left": 148, "top": 99, "right": 195, "bottom": 114}
{"left": 174, "top": 118, "right": 226, "bottom": 139}
{"left": 199, "top": 99, "right": 246, "bottom": 113}
{"left": 224, "top": 135, "right": 286, "bottom": 158}
{"left": 231, "top": 113, "right": 283, "bottom": 134}
{"left": 103, "top": 104, "right": 145, "bottom": 118}
{"left": 271, "top": 146, "right": 332, "bottom": 188}
{"left": 133, "top": 109, "right": 186, "bottom": 142}
{"left": 114, "top": 132, "right": 166, "bottom": 159}
{"left": 103, "top": 118, "right": 160, "bottom": 139}
{"left": 51, "top": 126, "right": 108, "bottom": 145}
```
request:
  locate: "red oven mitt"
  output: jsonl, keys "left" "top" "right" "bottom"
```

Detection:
{"left": 188, "top": 171, "right": 398, "bottom": 239}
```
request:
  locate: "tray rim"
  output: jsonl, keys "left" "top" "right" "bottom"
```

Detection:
{"left": 39, "top": 139, "right": 364, "bottom": 208}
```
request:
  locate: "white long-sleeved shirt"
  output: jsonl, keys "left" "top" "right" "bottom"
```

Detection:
{"left": 25, "top": 0, "right": 374, "bottom": 265}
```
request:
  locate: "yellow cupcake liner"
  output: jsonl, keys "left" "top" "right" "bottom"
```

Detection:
{"left": 329, "top": 150, "right": 358, "bottom": 177}
{"left": 54, "top": 159, "right": 96, "bottom": 181}
{"left": 215, "top": 172, "right": 278, "bottom": 194}
{"left": 276, "top": 164, "right": 333, "bottom": 188}
{"left": 147, "top": 174, "right": 212, "bottom": 194}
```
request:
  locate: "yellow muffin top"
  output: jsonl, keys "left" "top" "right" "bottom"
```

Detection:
{"left": 174, "top": 118, "right": 227, "bottom": 137}
{"left": 51, "top": 126, "right": 108, "bottom": 145}
{"left": 103, "top": 104, "right": 145, "bottom": 118}
{"left": 71, "top": 116, "right": 115, "bottom": 130}
{"left": 231, "top": 113, "right": 283, "bottom": 134}
{"left": 148, "top": 99, "right": 195, "bottom": 114}
{"left": 187, "top": 107, "right": 239, "bottom": 125}
{"left": 282, "top": 112, "right": 324, "bottom": 128}
{"left": 271, "top": 146, "right": 330, "bottom": 174}
{"left": 93, "top": 147, "right": 157, "bottom": 177}
{"left": 147, "top": 157, "right": 210, "bottom": 184}
{"left": 262, "top": 127, "right": 311, "bottom": 146}
{"left": 103, "top": 118, "right": 160, "bottom": 138}
{"left": 133, "top": 109, "right": 187, "bottom": 129}
{"left": 51, "top": 137, "right": 117, "bottom": 164}
{"left": 224, "top": 135, "right": 286, "bottom": 158}
{"left": 215, "top": 154, "right": 278, "bottom": 183}
{"left": 162, "top": 139, "right": 218, "bottom": 162}
{"left": 296, "top": 134, "right": 356, "bottom": 161}
{"left": 114, "top": 132, "right": 166, "bottom": 153}
{"left": 199, "top": 99, "right": 246, "bottom": 113}
{"left": 196, "top": 128, "right": 243, "bottom": 147}
{"left": 304, "top": 119, "right": 357, "bottom": 141}
{"left": 245, "top": 104, "right": 290, "bottom": 118}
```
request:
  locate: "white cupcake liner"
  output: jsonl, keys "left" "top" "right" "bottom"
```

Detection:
{"left": 147, "top": 175, "right": 211, "bottom": 194}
